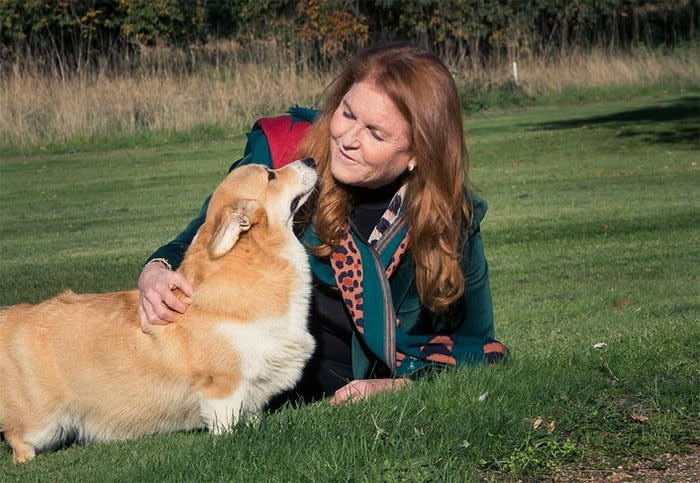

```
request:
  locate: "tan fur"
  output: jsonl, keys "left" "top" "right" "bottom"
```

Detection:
{"left": 0, "top": 161, "right": 317, "bottom": 463}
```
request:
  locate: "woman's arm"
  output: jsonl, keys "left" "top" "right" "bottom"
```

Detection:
{"left": 144, "top": 195, "right": 211, "bottom": 271}
{"left": 394, "top": 195, "right": 506, "bottom": 374}
{"left": 446, "top": 197, "right": 507, "bottom": 363}
{"left": 454, "top": 226, "right": 496, "bottom": 339}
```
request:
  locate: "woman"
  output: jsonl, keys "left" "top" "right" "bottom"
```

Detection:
{"left": 137, "top": 43, "right": 507, "bottom": 406}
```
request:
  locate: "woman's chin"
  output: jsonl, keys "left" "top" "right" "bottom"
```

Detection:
{"left": 330, "top": 161, "right": 363, "bottom": 186}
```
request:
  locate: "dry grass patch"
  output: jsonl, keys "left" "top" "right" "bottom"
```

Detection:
{"left": 548, "top": 446, "right": 700, "bottom": 482}
{"left": 1, "top": 46, "right": 697, "bottom": 151}
{"left": 448, "top": 48, "right": 700, "bottom": 94}
{"left": 0, "top": 63, "right": 330, "bottom": 149}
{"left": 518, "top": 49, "right": 700, "bottom": 94}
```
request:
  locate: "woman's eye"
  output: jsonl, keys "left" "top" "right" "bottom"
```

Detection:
{"left": 370, "top": 130, "right": 384, "bottom": 141}
{"left": 268, "top": 170, "right": 276, "bottom": 180}
{"left": 342, "top": 110, "right": 354, "bottom": 120}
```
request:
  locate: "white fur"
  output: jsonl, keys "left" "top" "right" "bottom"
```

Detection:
{"left": 24, "top": 412, "right": 77, "bottom": 454}
{"left": 204, "top": 234, "right": 314, "bottom": 425}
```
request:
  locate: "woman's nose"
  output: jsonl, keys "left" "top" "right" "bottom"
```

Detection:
{"left": 339, "top": 123, "right": 361, "bottom": 148}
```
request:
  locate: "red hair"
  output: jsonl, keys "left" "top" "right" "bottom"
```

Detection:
{"left": 299, "top": 43, "right": 470, "bottom": 313}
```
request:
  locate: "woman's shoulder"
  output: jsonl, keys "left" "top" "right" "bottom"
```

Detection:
{"left": 466, "top": 190, "right": 488, "bottom": 236}
{"left": 242, "top": 106, "right": 319, "bottom": 169}
{"left": 287, "top": 105, "right": 319, "bottom": 123}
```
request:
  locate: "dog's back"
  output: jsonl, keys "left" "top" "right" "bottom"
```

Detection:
{"left": 0, "top": 290, "right": 207, "bottom": 460}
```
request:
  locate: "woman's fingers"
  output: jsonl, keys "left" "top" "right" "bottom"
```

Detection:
{"left": 329, "top": 380, "right": 364, "bottom": 406}
{"left": 160, "top": 282, "right": 190, "bottom": 315}
{"left": 329, "top": 378, "right": 412, "bottom": 406}
{"left": 138, "top": 289, "right": 174, "bottom": 332}
{"left": 169, "top": 271, "right": 194, "bottom": 297}
{"left": 137, "top": 262, "right": 194, "bottom": 332}
{"left": 137, "top": 304, "right": 152, "bottom": 334}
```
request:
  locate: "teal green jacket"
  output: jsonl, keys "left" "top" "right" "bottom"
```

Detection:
{"left": 148, "top": 107, "right": 507, "bottom": 378}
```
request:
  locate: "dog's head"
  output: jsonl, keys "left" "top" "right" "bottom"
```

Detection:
{"left": 204, "top": 159, "right": 317, "bottom": 258}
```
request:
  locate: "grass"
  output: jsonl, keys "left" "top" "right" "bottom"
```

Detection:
{"left": 1, "top": 89, "right": 699, "bottom": 481}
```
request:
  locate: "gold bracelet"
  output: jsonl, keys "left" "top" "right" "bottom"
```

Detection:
{"left": 147, "top": 257, "right": 172, "bottom": 271}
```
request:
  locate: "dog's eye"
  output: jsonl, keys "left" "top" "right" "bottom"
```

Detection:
{"left": 267, "top": 170, "right": 276, "bottom": 181}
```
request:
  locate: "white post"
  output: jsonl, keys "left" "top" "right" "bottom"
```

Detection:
{"left": 512, "top": 61, "right": 519, "bottom": 84}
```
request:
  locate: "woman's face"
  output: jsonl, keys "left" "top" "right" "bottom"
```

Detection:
{"left": 329, "top": 80, "right": 415, "bottom": 189}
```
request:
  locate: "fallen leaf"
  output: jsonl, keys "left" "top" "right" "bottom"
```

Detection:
{"left": 547, "top": 419, "right": 556, "bottom": 434}
{"left": 610, "top": 471, "right": 631, "bottom": 482}
{"left": 533, "top": 418, "right": 544, "bottom": 430}
{"left": 613, "top": 299, "right": 632, "bottom": 309}
{"left": 630, "top": 414, "right": 649, "bottom": 423}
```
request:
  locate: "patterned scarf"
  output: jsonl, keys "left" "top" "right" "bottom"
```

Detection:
{"left": 330, "top": 184, "right": 408, "bottom": 336}
{"left": 329, "top": 182, "right": 507, "bottom": 372}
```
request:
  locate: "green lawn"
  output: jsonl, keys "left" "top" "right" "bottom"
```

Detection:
{"left": 1, "top": 91, "right": 698, "bottom": 481}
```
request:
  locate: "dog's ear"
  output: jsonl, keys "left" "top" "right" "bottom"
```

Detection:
{"left": 208, "top": 200, "right": 262, "bottom": 258}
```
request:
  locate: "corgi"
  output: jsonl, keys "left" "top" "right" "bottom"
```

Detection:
{"left": 0, "top": 159, "right": 318, "bottom": 463}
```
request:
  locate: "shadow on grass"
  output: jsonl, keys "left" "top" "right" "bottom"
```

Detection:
{"left": 528, "top": 96, "right": 700, "bottom": 147}
{"left": 486, "top": 209, "right": 699, "bottom": 248}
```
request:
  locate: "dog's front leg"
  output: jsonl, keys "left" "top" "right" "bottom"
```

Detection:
{"left": 4, "top": 432, "right": 36, "bottom": 463}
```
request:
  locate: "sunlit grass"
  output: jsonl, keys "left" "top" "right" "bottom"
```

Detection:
{"left": 0, "top": 91, "right": 698, "bottom": 481}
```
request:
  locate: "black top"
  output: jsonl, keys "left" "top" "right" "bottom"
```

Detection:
{"left": 268, "top": 179, "right": 402, "bottom": 408}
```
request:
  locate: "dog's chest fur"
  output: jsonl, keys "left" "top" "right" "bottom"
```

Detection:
{"left": 197, "top": 236, "right": 314, "bottom": 424}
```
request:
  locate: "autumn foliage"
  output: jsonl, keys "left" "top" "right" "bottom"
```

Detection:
{"left": 1, "top": 0, "right": 697, "bottom": 75}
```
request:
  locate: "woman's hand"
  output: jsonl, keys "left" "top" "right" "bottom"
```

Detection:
{"left": 329, "top": 378, "right": 412, "bottom": 405}
{"left": 137, "top": 262, "right": 194, "bottom": 333}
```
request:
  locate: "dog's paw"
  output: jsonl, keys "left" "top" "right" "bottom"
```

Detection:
{"left": 11, "top": 442, "right": 36, "bottom": 464}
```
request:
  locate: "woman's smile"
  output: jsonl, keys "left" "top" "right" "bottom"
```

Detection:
{"left": 328, "top": 79, "right": 414, "bottom": 189}
{"left": 336, "top": 146, "right": 357, "bottom": 164}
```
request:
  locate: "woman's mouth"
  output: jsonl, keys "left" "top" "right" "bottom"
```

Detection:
{"left": 337, "top": 147, "right": 357, "bottom": 163}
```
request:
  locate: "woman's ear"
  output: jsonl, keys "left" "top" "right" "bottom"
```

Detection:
{"left": 208, "top": 200, "right": 262, "bottom": 258}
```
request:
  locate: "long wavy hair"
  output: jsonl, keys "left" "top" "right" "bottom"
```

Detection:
{"left": 298, "top": 43, "right": 471, "bottom": 313}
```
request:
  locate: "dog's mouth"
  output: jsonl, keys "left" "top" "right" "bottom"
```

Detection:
{"left": 286, "top": 160, "right": 318, "bottom": 225}
{"left": 290, "top": 194, "right": 303, "bottom": 214}
{"left": 290, "top": 186, "right": 313, "bottom": 215}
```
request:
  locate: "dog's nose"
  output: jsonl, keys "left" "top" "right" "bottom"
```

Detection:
{"left": 301, "top": 158, "right": 316, "bottom": 169}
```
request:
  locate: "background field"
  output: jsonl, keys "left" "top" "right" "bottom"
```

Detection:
{"left": 1, "top": 87, "right": 698, "bottom": 480}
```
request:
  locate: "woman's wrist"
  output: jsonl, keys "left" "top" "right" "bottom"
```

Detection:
{"left": 146, "top": 257, "right": 172, "bottom": 271}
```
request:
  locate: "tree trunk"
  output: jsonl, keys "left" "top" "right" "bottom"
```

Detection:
{"left": 561, "top": 20, "right": 568, "bottom": 56}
